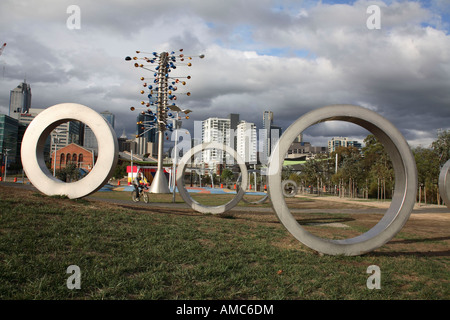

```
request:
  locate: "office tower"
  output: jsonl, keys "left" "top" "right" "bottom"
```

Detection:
{"left": 236, "top": 120, "right": 257, "bottom": 163}
{"left": 118, "top": 130, "right": 128, "bottom": 152}
{"left": 100, "top": 110, "right": 115, "bottom": 129}
{"left": 262, "top": 111, "right": 274, "bottom": 158}
{"left": 136, "top": 113, "right": 157, "bottom": 155}
{"left": 83, "top": 126, "right": 97, "bottom": 149}
{"left": 269, "top": 125, "right": 282, "bottom": 153}
{"left": 229, "top": 113, "right": 240, "bottom": 150}
{"left": 9, "top": 81, "right": 31, "bottom": 119}
{"left": 84, "top": 110, "right": 116, "bottom": 152}
{"left": 0, "top": 115, "right": 19, "bottom": 166}
{"left": 263, "top": 111, "right": 273, "bottom": 131}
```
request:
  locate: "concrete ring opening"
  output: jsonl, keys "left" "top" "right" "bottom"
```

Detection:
{"left": 267, "top": 105, "right": 417, "bottom": 256}
{"left": 439, "top": 159, "right": 450, "bottom": 210}
{"left": 175, "top": 142, "right": 248, "bottom": 214}
{"left": 21, "top": 103, "right": 118, "bottom": 199}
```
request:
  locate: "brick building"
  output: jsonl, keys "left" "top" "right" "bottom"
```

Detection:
{"left": 51, "top": 143, "right": 96, "bottom": 172}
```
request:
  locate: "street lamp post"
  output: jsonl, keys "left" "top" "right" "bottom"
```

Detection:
{"left": 52, "top": 129, "right": 67, "bottom": 177}
{"left": 168, "top": 105, "right": 192, "bottom": 202}
{"left": 53, "top": 136, "right": 58, "bottom": 177}
{"left": 3, "top": 148, "right": 11, "bottom": 182}
{"left": 172, "top": 116, "right": 179, "bottom": 202}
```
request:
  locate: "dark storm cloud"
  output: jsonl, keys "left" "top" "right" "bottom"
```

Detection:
{"left": 0, "top": 0, "right": 449, "bottom": 146}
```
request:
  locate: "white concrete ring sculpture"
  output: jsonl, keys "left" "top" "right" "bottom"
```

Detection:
{"left": 21, "top": 103, "right": 118, "bottom": 199}
{"left": 438, "top": 159, "right": 450, "bottom": 210}
{"left": 282, "top": 180, "right": 298, "bottom": 198}
{"left": 242, "top": 193, "right": 269, "bottom": 205}
{"left": 176, "top": 142, "right": 248, "bottom": 214}
{"left": 267, "top": 105, "right": 417, "bottom": 256}
{"left": 241, "top": 170, "right": 270, "bottom": 204}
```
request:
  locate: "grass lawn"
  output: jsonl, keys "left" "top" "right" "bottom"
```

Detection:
{"left": 0, "top": 185, "right": 448, "bottom": 300}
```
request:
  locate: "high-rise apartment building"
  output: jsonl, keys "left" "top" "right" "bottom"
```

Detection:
{"left": 201, "top": 117, "right": 231, "bottom": 166}
{"left": 236, "top": 120, "right": 257, "bottom": 164}
{"left": 51, "top": 121, "right": 84, "bottom": 154}
{"left": 328, "top": 137, "right": 362, "bottom": 153}
{"left": 9, "top": 81, "right": 31, "bottom": 119}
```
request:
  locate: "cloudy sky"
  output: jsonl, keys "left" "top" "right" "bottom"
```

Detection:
{"left": 0, "top": 0, "right": 449, "bottom": 148}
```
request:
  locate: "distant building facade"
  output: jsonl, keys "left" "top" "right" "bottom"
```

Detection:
{"left": 51, "top": 143, "right": 95, "bottom": 172}
{"left": 0, "top": 115, "right": 19, "bottom": 167}
{"left": 287, "top": 141, "right": 327, "bottom": 159}
{"left": 328, "top": 137, "right": 362, "bottom": 153}
{"left": 9, "top": 81, "right": 31, "bottom": 119}
{"left": 83, "top": 110, "right": 116, "bottom": 154}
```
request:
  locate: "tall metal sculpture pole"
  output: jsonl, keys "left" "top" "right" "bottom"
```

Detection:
{"left": 149, "top": 52, "right": 170, "bottom": 193}
{"left": 126, "top": 49, "right": 203, "bottom": 193}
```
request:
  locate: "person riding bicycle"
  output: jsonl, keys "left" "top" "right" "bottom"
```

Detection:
{"left": 133, "top": 172, "right": 144, "bottom": 198}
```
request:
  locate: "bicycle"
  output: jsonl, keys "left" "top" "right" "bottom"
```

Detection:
{"left": 131, "top": 185, "right": 149, "bottom": 203}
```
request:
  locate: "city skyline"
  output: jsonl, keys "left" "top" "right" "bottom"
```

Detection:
{"left": 0, "top": 80, "right": 386, "bottom": 162}
{"left": 0, "top": 1, "right": 449, "bottom": 149}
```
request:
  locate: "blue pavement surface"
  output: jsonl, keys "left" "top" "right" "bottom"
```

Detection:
{"left": 104, "top": 184, "right": 266, "bottom": 195}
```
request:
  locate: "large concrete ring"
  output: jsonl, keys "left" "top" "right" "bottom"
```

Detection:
{"left": 267, "top": 105, "right": 417, "bottom": 256}
{"left": 176, "top": 142, "right": 248, "bottom": 214}
{"left": 21, "top": 103, "right": 118, "bottom": 199}
{"left": 438, "top": 159, "right": 450, "bottom": 210}
{"left": 282, "top": 180, "right": 298, "bottom": 198}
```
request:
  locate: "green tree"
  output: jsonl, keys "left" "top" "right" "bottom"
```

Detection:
{"left": 56, "top": 162, "right": 80, "bottom": 182}
{"left": 113, "top": 163, "right": 127, "bottom": 180}
{"left": 297, "top": 153, "right": 332, "bottom": 195}
{"left": 431, "top": 129, "right": 450, "bottom": 166}
{"left": 221, "top": 169, "right": 234, "bottom": 187}
{"left": 413, "top": 146, "right": 440, "bottom": 204}
{"left": 361, "top": 135, "right": 394, "bottom": 199}
{"left": 331, "top": 146, "right": 365, "bottom": 197}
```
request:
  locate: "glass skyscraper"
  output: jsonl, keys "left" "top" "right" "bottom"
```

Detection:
{"left": 9, "top": 81, "right": 31, "bottom": 119}
{"left": 83, "top": 110, "right": 116, "bottom": 153}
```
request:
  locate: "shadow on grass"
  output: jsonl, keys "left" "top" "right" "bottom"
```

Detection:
{"left": 368, "top": 249, "right": 450, "bottom": 257}
{"left": 296, "top": 217, "right": 355, "bottom": 225}
{"left": 116, "top": 204, "right": 203, "bottom": 217}
{"left": 366, "top": 236, "right": 450, "bottom": 257}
